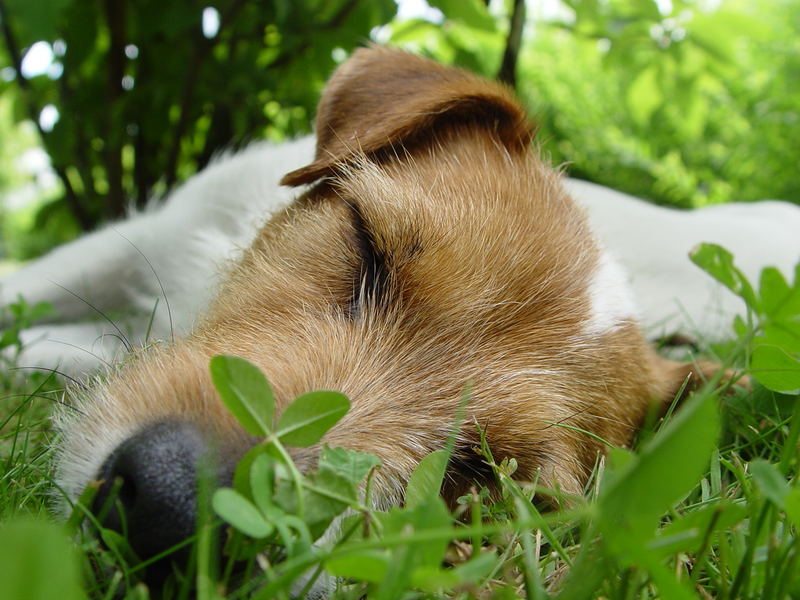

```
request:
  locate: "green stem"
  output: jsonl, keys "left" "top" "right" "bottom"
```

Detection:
{"left": 265, "top": 436, "right": 306, "bottom": 519}
{"left": 689, "top": 506, "right": 724, "bottom": 587}
{"left": 256, "top": 509, "right": 586, "bottom": 599}
{"left": 774, "top": 534, "right": 800, "bottom": 600}
{"left": 729, "top": 501, "right": 771, "bottom": 598}
{"left": 516, "top": 499, "right": 546, "bottom": 600}
{"left": 779, "top": 403, "right": 800, "bottom": 475}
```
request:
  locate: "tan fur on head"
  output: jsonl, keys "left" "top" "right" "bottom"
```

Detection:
{"left": 57, "top": 47, "right": 708, "bottom": 510}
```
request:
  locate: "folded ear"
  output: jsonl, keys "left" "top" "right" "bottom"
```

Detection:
{"left": 281, "top": 45, "right": 533, "bottom": 187}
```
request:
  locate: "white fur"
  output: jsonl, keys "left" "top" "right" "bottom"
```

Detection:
{"left": 53, "top": 389, "right": 139, "bottom": 509}
{"left": 566, "top": 179, "right": 800, "bottom": 340}
{"left": 1, "top": 137, "right": 313, "bottom": 374}
{"left": 584, "top": 249, "right": 639, "bottom": 336}
{"left": 3, "top": 137, "right": 799, "bottom": 376}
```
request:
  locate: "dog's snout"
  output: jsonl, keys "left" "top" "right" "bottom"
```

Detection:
{"left": 94, "top": 420, "right": 205, "bottom": 565}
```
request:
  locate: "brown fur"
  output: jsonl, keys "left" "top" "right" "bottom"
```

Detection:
{"left": 60, "top": 47, "right": 708, "bottom": 508}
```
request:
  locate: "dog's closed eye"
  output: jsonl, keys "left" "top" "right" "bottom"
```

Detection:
{"left": 344, "top": 198, "right": 425, "bottom": 318}
{"left": 347, "top": 202, "right": 391, "bottom": 316}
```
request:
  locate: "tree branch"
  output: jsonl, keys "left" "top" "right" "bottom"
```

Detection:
{"left": 58, "top": 60, "right": 96, "bottom": 215}
{"left": 267, "top": 0, "right": 360, "bottom": 71}
{"left": 103, "top": 0, "right": 127, "bottom": 219}
{"left": 163, "top": 0, "right": 247, "bottom": 190}
{"left": 132, "top": 55, "right": 153, "bottom": 209}
{"left": 497, "top": 0, "right": 527, "bottom": 89}
{"left": 0, "top": 0, "right": 93, "bottom": 229}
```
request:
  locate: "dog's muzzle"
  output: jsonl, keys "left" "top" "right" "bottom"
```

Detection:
{"left": 93, "top": 419, "right": 211, "bottom": 582}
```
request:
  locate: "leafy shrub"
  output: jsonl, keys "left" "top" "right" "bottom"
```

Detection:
{"left": 386, "top": 0, "right": 800, "bottom": 208}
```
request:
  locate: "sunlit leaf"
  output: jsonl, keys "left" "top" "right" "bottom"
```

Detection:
{"left": 275, "top": 390, "right": 349, "bottom": 447}
{"left": 0, "top": 519, "right": 85, "bottom": 600}
{"left": 626, "top": 65, "right": 662, "bottom": 127}
{"left": 210, "top": 355, "right": 275, "bottom": 436}
{"left": 690, "top": 243, "right": 759, "bottom": 310}
{"left": 750, "top": 342, "right": 800, "bottom": 394}
{"left": 405, "top": 449, "right": 449, "bottom": 508}
{"left": 428, "top": 0, "right": 495, "bottom": 31}
{"left": 759, "top": 267, "right": 798, "bottom": 320}
{"left": 212, "top": 488, "right": 273, "bottom": 539}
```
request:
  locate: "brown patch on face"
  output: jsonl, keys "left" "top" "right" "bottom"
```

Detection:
{"left": 62, "top": 47, "right": 716, "bottom": 508}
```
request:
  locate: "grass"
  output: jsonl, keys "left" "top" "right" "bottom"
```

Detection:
{"left": 0, "top": 247, "right": 798, "bottom": 599}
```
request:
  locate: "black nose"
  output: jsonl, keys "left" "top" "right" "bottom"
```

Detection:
{"left": 94, "top": 420, "right": 207, "bottom": 570}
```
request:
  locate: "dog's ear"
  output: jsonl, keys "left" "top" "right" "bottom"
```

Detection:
{"left": 281, "top": 45, "right": 533, "bottom": 186}
{"left": 654, "top": 356, "right": 747, "bottom": 408}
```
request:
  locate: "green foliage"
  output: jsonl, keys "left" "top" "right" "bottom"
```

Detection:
{"left": 0, "top": 309, "right": 71, "bottom": 591}
{"left": 275, "top": 390, "right": 350, "bottom": 447}
{"left": 0, "top": 518, "right": 85, "bottom": 600}
{"left": 213, "top": 487, "right": 275, "bottom": 540}
{"left": 0, "top": 0, "right": 397, "bottom": 252}
{"left": 210, "top": 355, "right": 275, "bottom": 437}
{"left": 0, "top": 296, "right": 53, "bottom": 363}
{"left": 0, "top": 296, "right": 55, "bottom": 394}
{"left": 387, "top": 0, "right": 800, "bottom": 208}
{"left": 521, "top": 0, "right": 800, "bottom": 208}
{"left": 404, "top": 448, "right": 448, "bottom": 508}
{"left": 593, "top": 392, "right": 720, "bottom": 600}
{"left": 692, "top": 242, "right": 800, "bottom": 393}
{"left": 208, "top": 357, "right": 371, "bottom": 590}
{"left": 2, "top": 0, "right": 799, "bottom": 259}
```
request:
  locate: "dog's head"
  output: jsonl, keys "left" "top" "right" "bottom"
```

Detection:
{"left": 56, "top": 46, "right": 698, "bottom": 574}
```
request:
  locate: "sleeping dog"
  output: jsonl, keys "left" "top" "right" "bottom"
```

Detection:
{"left": 2, "top": 47, "right": 799, "bottom": 578}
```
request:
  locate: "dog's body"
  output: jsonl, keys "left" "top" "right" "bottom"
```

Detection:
{"left": 2, "top": 47, "right": 800, "bottom": 584}
{"left": 1, "top": 137, "right": 311, "bottom": 374}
